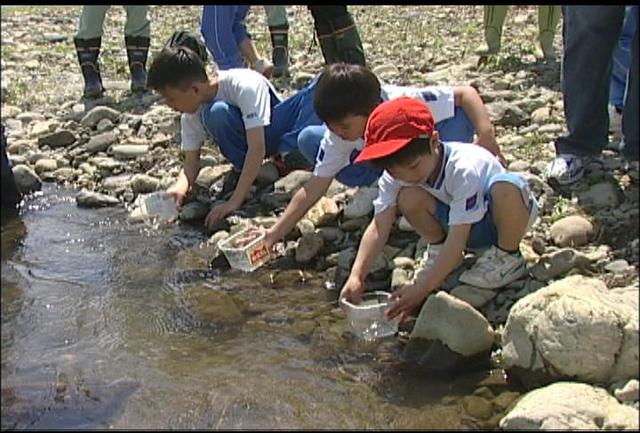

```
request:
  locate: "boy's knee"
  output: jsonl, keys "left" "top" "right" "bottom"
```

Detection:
{"left": 398, "top": 186, "right": 429, "bottom": 215}
{"left": 490, "top": 181, "right": 529, "bottom": 211}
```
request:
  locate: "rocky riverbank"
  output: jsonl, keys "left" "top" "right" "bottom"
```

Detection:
{"left": 2, "top": 5, "right": 638, "bottom": 429}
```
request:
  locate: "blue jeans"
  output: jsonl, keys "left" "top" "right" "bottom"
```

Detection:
{"left": 556, "top": 6, "right": 638, "bottom": 160}
{"left": 200, "top": 75, "right": 323, "bottom": 170}
{"left": 433, "top": 172, "right": 538, "bottom": 250}
{"left": 201, "top": 5, "right": 250, "bottom": 70}
{"left": 297, "top": 106, "right": 475, "bottom": 187}
{"left": 610, "top": 6, "right": 638, "bottom": 110}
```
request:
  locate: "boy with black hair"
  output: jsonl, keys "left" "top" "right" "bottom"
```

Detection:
{"left": 146, "top": 34, "right": 322, "bottom": 227}
{"left": 339, "top": 97, "right": 538, "bottom": 322}
{"left": 263, "top": 62, "right": 504, "bottom": 250}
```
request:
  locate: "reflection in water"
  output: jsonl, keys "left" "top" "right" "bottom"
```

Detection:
{"left": 1, "top": 185, "right": 519, "bottom": 429}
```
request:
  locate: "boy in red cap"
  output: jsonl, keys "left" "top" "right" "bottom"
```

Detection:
{"left": 340, "top": 97, "right": 539, "bottom": 322}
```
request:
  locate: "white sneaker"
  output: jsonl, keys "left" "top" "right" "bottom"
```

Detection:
{"left": 545, "top": 154, "right": 585, "bottom": 186}
{"left": 459, "top": 245, "right": 527, "bottom": 289}
{"left": 414, "top": 243, "right": 463, "bottom": 281}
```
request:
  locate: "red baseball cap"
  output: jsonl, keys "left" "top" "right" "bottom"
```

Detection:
{"left": 355, "top": 96, "right": 435, "bottom": 163}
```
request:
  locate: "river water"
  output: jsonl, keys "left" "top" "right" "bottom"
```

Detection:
{"left": 1, "top": 184, "right": 516, "bottom": 429}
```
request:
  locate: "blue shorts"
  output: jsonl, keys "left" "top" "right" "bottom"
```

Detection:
{"left": 433, "top": 172, "right": 538, "bottom": 250}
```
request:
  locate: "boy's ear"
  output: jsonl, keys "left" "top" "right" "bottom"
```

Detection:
{"left": 430, "top": 131, "right": 440, "bottom": 151}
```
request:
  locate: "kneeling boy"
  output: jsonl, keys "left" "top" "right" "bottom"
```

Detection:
{"left": 340, "top": 97, "right": 538, "bottom": 322}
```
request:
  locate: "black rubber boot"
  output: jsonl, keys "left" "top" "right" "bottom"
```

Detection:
{"left": 330, "top": 13, "right": 366, "bottom": 67}
{"left": 314, "top": 20, "right": 340, "bottom": 65}
{"left": 125, "top": 36, "right": 150, "bottom": 94}
{"left": 73, "top": 37, "right": 104, "bottom": 99}
{"left": 269, "top": 24, "right": 289, "bottom": 78}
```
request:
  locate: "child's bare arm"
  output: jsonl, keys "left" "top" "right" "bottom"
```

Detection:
{"left": 339, "top": 207, "right": 396, "bottom": 304}
{"left": 453, "top": 86, "right": 506, "bottom": 166}
{"left": 387, "top": 223, "right": 471, "bottom": 320}
{"left": 167, "top": 150, "right": 200, "bottom": 207}
{"left": 264, "top": 175, "right": 333, "bottom": 249}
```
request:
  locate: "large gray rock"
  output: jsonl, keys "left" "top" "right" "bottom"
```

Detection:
{"left": 410, "top": 291, "right": 495, "bottom": 357}
{"left": 37, "top": 130, "right": 76, "bottom": 148}
{"left": 130, "top": 174, "right": 159, "bottom": 194}
{"left": 486, "top": 101, "right": 530, "bottom": 127}
{"left": 549, "top": 215, "right": 594, "bottom": 247}
{"left": 579, "top": 182, "right": 622, "bottom": 209}
{"left": 529, "top": 247, "right": 591, "bottom": 281}
{"left": 273, "top": 170, "right": 312, "bottom": 194}
{"left": 76, "top": 189, "right": 120, "bottom": 207}
{"left": 306, "top": 196, "right": 340, "bottom": 227}
{"left": 85, "top": 132, "right": 118, "bottom": 154}
{"left": 12, "top": 164, "right": 42, "bottom": 193}
{"left": 295, "top": 232, "right": 324, "bottom": 263}
{"left": 499, "top": 382, "right": 639, "bottom": 430}
{"left": 343, "top": 186, "right": 378, "bottom": 219}
{"left": 110, "top": 144, "right": 149, "bottom": 160}
{"left": 502, "top": 276, "right": 639, "bottom": 385}
{"left": 80, "top": 106, "right": 121, "bottom": 129}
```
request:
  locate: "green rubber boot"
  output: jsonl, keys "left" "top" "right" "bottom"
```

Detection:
{"left": 475, "top": 5, "right": 508, "bottom": 56}
{"left": 535, "top": 5, "right": 561, "bottom": 60}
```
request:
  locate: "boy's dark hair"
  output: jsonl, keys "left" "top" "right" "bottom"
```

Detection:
{"left": 369, "top": 137, "right": 432, "bottom": 171}
{"left": 147, "top": 45, "right": 208, "bottom": 91}
{"left": 314, "top": 63, "right": 381, "bottom": 124}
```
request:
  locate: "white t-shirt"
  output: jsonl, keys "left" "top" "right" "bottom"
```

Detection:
{"left": 373, "top": 141, "right": 505, "bottom": 226}
{"left": 180, "top": 68, "right": 283, "bottom": 152}
{"left": 313, "top": 84, "right": 456, "bottom": 178}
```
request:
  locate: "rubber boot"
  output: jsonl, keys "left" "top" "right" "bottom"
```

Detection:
{"left": 535, "top": 5, "right": 561, "bottom": 60}
{"left": 475, "top": 5, "right": 507, "bottom": 56}
{"left": 330, "top": 13, "right": 366, "bottom": 67}
{"left": 73, "top": 37, "right": 104, "bottom": 99}
{"left": 269, "top": 24, "right": 289, "bottom": 78}
{"left": 125, "top": 36, "right": 150, "bottom": 94}
{"left": 315, "top": 20, "right": 340, "bottom": 65}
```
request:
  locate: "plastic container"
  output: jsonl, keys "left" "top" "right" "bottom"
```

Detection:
{"left": 341, "top": 291, "right": 400, "bottom": 340}
{"left": 136, "top": 192, "right": 178, "bottom": 222}
{"left": 218, "top": 227, "right": 270, "bottom": 272}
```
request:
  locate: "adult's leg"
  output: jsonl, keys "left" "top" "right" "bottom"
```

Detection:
{"left": 621, "top": 7, "right": 639, "bottom": 161}
{"left": 536, "top": 5, "right": 561, "bottom": 60}
{"left": 264, "top": 6, "right": 289, "bottom": 77}
{"left": 74, "top": 6, "right": 109, "bottom": 99}
{"left": 308, "top": 6, "right": 366, "bottom": 66}
{"left": 475, "top": 5, "right": 508, "bottom": 55}
{"left": 201, "top": 5, "right": 245, "bottom": 70}
{"left": 124, "top": 6, "right": 150, "bottom": 93}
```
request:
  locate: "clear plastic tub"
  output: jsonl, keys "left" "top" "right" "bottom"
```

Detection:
{"left": 341, "top": 291, "right": 400, "bottom": 340}
{"left": 135, "top": 192, "right": 178, "bottom": 222}
{"left": 218, "top": 227, "right": 270, "bottom": 272}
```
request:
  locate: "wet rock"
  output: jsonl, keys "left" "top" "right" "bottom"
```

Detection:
{"left": 102, "top": 174, "right": 132, "bottom": 191}
{"left": 75, "top": 189, "right": 119, "bottom": 207}
{"left": 500, "top": 382, "right": 639, "bottom": 430}
{"left": 183, "top": 284, "right": 244, "bottom": 326}
{"left": 295, "top": 232, "right": 324, "bottom": 263}
{"left": 12, "top": 164, "right": 42, "bottom": 193}
{"left": 130, "top": 174, "right": 159, "bottom": 194}
{"left": 255, "top": 161, "right": 280, "bottom": 185}
{"left": 549, "top": 215, "right": 594, "bottom": 248}
{"left": 37, "top": 130, "right": 76, "bottom": 148}
{"left": 411, "top": 291, "right": 495, "bottom": 357}
{"left": 462, "top": 395, "right": 494, "bottom": 420}
{"left": 179, "top": 201, "right": 210, "bottom": 221}
{"left": 530, "top": 247, "right": 591, "bottom": 281}
{"left": 502, "top": 275, "right": 639, "bottom": 386}
{"left": 85, "top": 132, "right": 118, "bottom": 154}
{"left": 80, "top": 105, "right": 120, "bottom": 129}
{"left": 579, "top": 182, "right": 622, "bottom": 209}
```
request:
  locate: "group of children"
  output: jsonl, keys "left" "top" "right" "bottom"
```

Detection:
{"left": 146, "top": 32, "right": 539, "bottom": 323}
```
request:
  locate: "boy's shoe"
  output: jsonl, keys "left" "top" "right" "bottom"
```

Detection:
{"left": 545, "top": 154, "right": 585, "bottom": 186}
{"left": 459, "top": 245, "right": 527, "bottom": 289}
{"left": 253, "top": 58, "right": 274, "bottom": 79}
{"left": 219, "top": 168, "right": 242, "bottom": 199}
